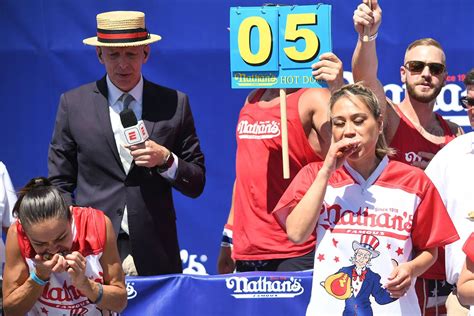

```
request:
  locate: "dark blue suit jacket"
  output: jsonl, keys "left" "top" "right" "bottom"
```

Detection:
{"left": 339, "top": 265, "right": 395, "bottom": 316}
{"left": 48, "top": 76, "right": 205, "bottom": 276}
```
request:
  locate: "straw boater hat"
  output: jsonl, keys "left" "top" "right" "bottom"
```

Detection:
{"left": 83, "top": 11, "right": 161, "bottom": 47}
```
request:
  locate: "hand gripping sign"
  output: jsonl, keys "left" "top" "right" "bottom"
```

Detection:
{"left": 230, "top": 4, "right": 332, "bottom": 178}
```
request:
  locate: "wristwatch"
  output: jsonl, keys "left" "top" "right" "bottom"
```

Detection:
{"left": 156, "top": 151, "right": 174, "bottom": 173}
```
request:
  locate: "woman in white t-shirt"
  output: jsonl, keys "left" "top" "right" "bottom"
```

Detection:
{"left": 273, "top": 83, "right": 459, "bottom": 315}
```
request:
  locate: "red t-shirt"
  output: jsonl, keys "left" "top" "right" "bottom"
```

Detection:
{"left": 233, "top": 88, "right": 322, "bottom": 260}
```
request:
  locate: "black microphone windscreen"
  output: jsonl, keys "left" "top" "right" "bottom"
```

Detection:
{"left": 120, "top": 109, "right": 138, "bottom": 128}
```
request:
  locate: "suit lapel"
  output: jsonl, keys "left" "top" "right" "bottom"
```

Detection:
{"left": 142, "top": 78, "right": 157, "bottom": 135}
{"left": 94, "top": 77, "right": 125, "bottom": 173}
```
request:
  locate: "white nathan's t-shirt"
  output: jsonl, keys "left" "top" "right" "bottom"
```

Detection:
{"left": 274, "top": 157, "right": 459, "bottom": 316}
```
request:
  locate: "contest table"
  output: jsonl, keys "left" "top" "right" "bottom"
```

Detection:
{"left": 123, "top": 270, "right": 313, "bottom": 315}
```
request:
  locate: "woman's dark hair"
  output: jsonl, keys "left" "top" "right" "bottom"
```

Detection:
{"left": 13, "top": 177, "right": 71, "bottom": 228}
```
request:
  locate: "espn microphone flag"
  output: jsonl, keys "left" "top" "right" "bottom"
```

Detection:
{"left": 119, "top": 109, "right": 149, "bottom": 145}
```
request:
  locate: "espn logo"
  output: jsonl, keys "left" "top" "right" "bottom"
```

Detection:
{"left": 124, "top": 121, "right": 149, "bottom": 145}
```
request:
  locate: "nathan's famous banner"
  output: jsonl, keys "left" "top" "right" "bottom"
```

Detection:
{"left": 123, "top": 271, "right": 312, "bottom": 315}
{"left": 2, "top": 1, "right": 473, "bottom": 279}
{"left": 230, "top": 4, "right": 331, "bottom": 89}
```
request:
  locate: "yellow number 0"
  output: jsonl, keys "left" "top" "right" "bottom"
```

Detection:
{"left": 284, "top": 13, "right": 319, "bottom": 62}
{"left": 238, "top": 16, "right": 272, "bottom": 65}
{"left": 238, "top": 13, "right": 319, "bottom": 65}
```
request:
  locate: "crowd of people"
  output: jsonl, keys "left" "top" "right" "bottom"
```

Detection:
{"left": 222, "top": 0, "right": 473, "bottom": 315}
{"left": 1, "top": 0, "right": 473, "bottom": 315}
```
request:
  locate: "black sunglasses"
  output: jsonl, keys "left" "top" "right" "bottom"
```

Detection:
{"left": 460, "top": 96, "right": 474, "bottom": 108}
{"left": 404, "top": 61, "right": 446, "bottom": 76}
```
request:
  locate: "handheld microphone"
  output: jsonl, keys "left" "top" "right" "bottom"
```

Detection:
{"left": 119, "top": 109, "right": 155, "bottom": 176}
{"left": 119, "top": 109, "right": 149, "bottom": 145}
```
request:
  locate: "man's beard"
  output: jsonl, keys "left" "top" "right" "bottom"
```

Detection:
{"left": 406, "top": 81, "right": 443, "bottom": 103}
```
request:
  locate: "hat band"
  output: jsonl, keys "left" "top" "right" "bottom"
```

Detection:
{"left": 97, "top": 27, "right": 150, "bottom": 43}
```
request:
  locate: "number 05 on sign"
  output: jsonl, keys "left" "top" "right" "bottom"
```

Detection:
{"left": 230, "top": 4, "right": 332, "bottom": 89}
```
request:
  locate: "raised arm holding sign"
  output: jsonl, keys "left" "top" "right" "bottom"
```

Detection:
{"left": 362, "top": 0, "right": 373, "bottom": 42}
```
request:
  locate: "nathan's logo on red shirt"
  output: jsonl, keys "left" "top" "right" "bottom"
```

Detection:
{"left": 405, "top": 152, "right": 422, "bottom": 163}
{"left": 237, "top": 120, "right": 280, "bottom": 139}
{"left": 320, "top": 204, "right": 413, "bottom": 240}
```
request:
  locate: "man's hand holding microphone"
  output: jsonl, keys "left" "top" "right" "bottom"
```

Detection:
{"left": 120, "top": 108, "right": 174, "bottom": 172}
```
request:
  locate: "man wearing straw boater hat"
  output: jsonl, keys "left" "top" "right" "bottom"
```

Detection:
{"left": 48, "top": 11, "right": 206, "bottom": 276}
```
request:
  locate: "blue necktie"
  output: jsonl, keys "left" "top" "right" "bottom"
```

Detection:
{"left": 121, "top": 93, "right": 134, "bottom": 110}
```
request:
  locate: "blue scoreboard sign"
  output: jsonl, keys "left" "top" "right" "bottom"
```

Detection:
{"left": 230, "top": 4, "right": 332, "bottom": 89}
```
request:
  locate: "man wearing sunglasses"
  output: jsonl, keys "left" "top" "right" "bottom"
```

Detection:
{"left": 352, "top": 1, "right": 463, "bottom": 315}
{"left": 425, "top": 69, "right": 474, "bottom": 315}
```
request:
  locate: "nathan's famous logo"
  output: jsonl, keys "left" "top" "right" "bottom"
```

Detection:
{"left": 233, "top": 73, "right": 278, "bottom": 87}
{"left": 237, "top": 120, "right": 280, "bottom": 139}
{"left": 37, "top": 276, "right": 103, "bottom": 311}
{"left": 39, "top": 280, "right": 87, "bottom": 304}
{"left": 320, "top": 204, "right": 413, "bottom": 240}
{"left": 40, "top": 276, "right": 102, "bottom": 302}
{"left": 225, "top": 276, "right": 304, "bottom": 298}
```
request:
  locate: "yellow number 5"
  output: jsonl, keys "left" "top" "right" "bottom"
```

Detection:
{"left": 238, "top": 16, "right": 272, "bottom": 65}
{"left": 283, "top": 13, "right": 319, "bottom": 63}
